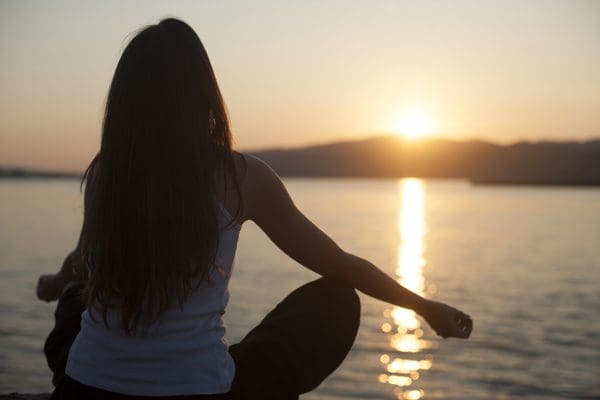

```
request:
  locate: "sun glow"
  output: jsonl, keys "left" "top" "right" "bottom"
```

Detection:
{"left": 394, "top": 110, "right": 432, "bottom": 139}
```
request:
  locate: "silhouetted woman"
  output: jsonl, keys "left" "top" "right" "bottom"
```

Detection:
{"left": 37, "top": 18, "right": 472, "bottom": 400}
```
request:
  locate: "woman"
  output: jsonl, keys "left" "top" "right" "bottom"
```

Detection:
{"left": 37, "top": 18, "right": 472, "bottom": 400}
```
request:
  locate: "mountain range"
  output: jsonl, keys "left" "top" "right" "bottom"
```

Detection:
{"left": 250, "top": 136, "right": 600, "bottom": 185}
{"left": 2, "top": 136, "right": 600, "bottom": 185}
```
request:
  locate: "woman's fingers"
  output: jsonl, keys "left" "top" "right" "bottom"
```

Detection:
{"left": 36, "top": 274, "right": 62, "bottom": 302}
{"left": 36, "top": 276, "right": 43, "bottom": 298}
{"left": 465, "top": 317, "right": 473, "bottom": 336}
{"left": 453, "top": 313, "right": 473, "bottom": 338}
{"left": 36, "top": 275, "right": 50, "bottom": 301}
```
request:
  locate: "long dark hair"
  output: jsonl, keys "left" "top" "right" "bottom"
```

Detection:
{"left": 79, "top": 18, "right": 241, "bottom": 334}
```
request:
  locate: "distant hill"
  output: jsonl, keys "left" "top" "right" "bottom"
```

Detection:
{"left": 0, "top": 167, "right": 80, "bottom": 179}
{"left": 3, "top": 136, "right": 600, "bottom": 185}
{"left": 250, "top": 136, "right": 600, "bottom": 185}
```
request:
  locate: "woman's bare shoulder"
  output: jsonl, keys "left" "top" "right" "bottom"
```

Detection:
{"left": 232, "top": 151, "right": 276, "bottom": 186}
{"left": 217, "top": 151, "right": 268, "bottom": 224}
{"left": 232, "top": 151, "right": 295, "bottom": 222}
{"left": 222, "top": 152, "right": 278, "bottom": 223}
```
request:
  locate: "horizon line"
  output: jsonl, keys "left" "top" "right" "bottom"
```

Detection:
{"left": 3, "top": 133, "right": 600, "bottom": 175}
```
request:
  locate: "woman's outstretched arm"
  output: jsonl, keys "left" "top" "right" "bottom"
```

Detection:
{"left": 239, "top": 153, "right": 472, "bottom": 339}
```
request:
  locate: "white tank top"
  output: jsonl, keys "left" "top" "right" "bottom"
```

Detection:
{"left": 65, "top": 204, "right": 240, "bottom": 396}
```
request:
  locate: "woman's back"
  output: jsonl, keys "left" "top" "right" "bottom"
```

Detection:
{"left": 65, "top": 204, "right": 241, "bottom": 396}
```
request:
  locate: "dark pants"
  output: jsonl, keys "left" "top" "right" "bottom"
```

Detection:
{"left": 45, "top": 278, "right": 361, "bottom": 400}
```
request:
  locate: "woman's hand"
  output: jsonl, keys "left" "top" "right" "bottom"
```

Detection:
{"left": 36, "top": 250, "right": 80, "bottom": 302}
{"left": 419, "top": 299, "right": 473, "bottom": 339}
{"left": 36, "top": 273, "right": 67, "bottom": 302}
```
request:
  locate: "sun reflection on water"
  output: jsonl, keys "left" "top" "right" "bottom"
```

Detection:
{"left": 379, "top": 178, "right": 431, "bottom": 399}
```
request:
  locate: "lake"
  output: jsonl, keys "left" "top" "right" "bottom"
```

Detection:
{"left": 1, "top": 178, "right": 599, "bottom": 399}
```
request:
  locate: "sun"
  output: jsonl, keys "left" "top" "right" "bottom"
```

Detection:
{"left": 394, "top": 109, "right": 432, "bottom": 139}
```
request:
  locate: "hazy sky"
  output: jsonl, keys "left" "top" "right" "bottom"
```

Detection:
{"left": 1, "top": 0, "right": 599, "bottom": 171}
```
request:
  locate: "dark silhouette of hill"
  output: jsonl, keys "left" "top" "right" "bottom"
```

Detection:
{"left": 0, "top": 167, "right": 80, "bottom": 179}
{"left": 250, "top": 136, "right": 600, "bottom": 185}
{"left": 2, "top": 136, "right": 599, "bottom": 185}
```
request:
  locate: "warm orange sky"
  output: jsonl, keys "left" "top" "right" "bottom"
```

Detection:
{"left": 1, "top": 1, "right": 599, "bottom": 171}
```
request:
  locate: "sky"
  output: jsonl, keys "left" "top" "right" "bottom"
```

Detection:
{"left": 1, "top": 0, "right": 599, "bottom": 171}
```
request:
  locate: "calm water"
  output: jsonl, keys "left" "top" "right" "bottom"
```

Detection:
{"left": 1, "top": 178, "right": 599, "bottom": 399}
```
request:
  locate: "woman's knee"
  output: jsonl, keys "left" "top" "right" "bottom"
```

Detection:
{"left": 315, "top": 277, "right": 360, "bottom": 307}
{"left": 310, "top": 277, "right": 361, "bottom": 333}
{"left": 290, "top": 278, "right": 361, "bottom": 393}
{"left": 265, "top": 276, "right": 361, "bottom": 341}
{"left": 44, "top": 282, "right": 86, "bottom": 386}
{"left": 244, "top": 277, "right": 361, "bottom": 395}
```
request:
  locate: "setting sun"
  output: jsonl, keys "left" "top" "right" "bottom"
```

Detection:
{"left": 395, "top": 110, "right": 432, "bottom": 139}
